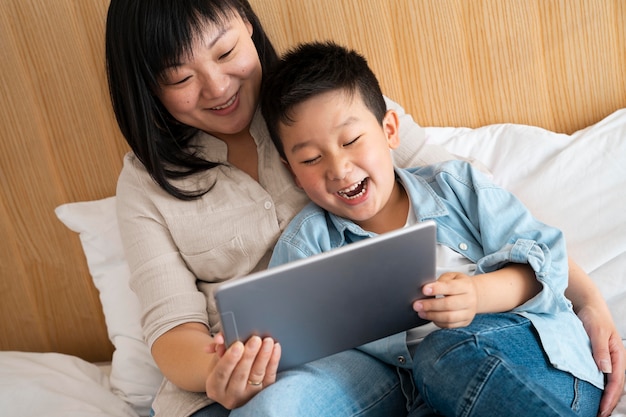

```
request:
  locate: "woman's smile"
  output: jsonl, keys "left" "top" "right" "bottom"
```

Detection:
{"left": 209, "top": 92, "right": 238, "bottom": 111}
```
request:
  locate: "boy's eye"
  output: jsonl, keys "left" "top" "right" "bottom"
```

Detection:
{"left": 301, "top": 155, "right": 320, "bottom": 165}
{"left": 343, "top": 136, "right": 361, "bottom": 147}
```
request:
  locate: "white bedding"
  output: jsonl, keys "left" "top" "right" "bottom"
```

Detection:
{"left": 426, "top": 109, "right": 626, "bottom": 341}
{"left": 0, "top": 352, "right": 139, "bottom": 417}
{"left": 2, "top": 109, "right": 625, "bottom": 416}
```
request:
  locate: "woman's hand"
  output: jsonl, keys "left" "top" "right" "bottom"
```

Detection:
{"left": 565, "top": 259, "right": 625, "bottom": 417}
{"left": 204, "top": 334, "right": 281, "bottom": 410}
{"left": 576, "top": 304, "right": 625, "bottom": 417}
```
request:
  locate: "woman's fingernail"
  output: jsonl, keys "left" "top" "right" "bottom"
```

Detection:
{"left": 599, "top": 359, "right": 612, "bottom": 373}
{"left": 249, "top": 336, "right": 262, "bottom": 349}
{"left": 231, "top": 342, "right": 244, "bottom": 355}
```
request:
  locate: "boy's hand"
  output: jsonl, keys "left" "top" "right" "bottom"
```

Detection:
{"left": 412, "top": 272, "right": 479, "bottom": 328}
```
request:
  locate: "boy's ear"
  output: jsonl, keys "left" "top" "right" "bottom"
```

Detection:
{"left": 383, "top": 109, "right": 400, "bottom": 149}
{"left": 281, "top": 157, "right": 303, "bottom": 189}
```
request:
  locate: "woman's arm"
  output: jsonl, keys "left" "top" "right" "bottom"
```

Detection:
{"left": 565, "top": 259, "right": 625, "bottom": 417}
{"left": 117, "top": 157, "right": 282, "bottom": 408}
{"left": 151, "top": 323, "right": 216, "bottom": 392}
{"left": 152, "top": 323, "right": 281, "bottom": 409}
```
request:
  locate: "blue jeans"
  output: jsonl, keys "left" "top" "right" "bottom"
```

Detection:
{"left": 409, "top": 313, "right": 602, "bottom": 417}
{"left": 192, "top": 349, "right": 408, "bottom": 417}
{"left": 190, "top": 314, "right": 602, "bottom": 417}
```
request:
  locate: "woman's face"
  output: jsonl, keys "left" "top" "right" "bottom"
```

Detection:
{"left": 156, "top": 13, "right": 261, "bottom": 139}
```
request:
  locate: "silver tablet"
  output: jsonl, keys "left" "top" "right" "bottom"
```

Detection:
{"left": 214, "top": 220, "right": 437, "bottom": 371}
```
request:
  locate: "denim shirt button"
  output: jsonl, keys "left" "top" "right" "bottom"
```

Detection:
{"left": 458, "top": 242, "right": 468, "bottom": 251}
{"left": 397, "top": 356, "right": 406, "bottom": 365}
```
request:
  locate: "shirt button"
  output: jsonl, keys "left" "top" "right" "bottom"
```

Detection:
{"left": 397, "top": 356, "right": 406, "bottom": 365}
{"left": 264, "top": 201, "right": 272, "bottom": 210}
{"left": 459, "top": 242, "right": 468, "bottom": 251}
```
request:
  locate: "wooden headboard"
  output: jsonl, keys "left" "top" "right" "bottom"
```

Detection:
{"left": 1, "top": 0, "right": 624, "bottom": 362}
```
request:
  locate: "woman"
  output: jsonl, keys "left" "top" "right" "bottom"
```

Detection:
{"left": 105, "top": 1, "right": 624, "bottom": 416}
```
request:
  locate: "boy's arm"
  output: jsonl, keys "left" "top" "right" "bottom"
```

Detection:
{"left": 433, "top": 161, "right": 571, "bottom": 314}
{"left": 415, "top": 263, "right": 540, "bottom": 328}
{"left": 472, "top": 263, "right": 542, "bottom": 314}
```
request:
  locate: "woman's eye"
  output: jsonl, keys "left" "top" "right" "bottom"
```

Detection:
{"left": 219, "top": 47, "right": 235, "bottom": 60}
{"left": 160, "top": 70, "right": 192, "bottom": 86}
{"left": 170, "top": 75, "right": 192, "bottom": 85}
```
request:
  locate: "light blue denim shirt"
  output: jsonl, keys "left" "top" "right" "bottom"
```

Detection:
{"left": 269, "top": 160, "right": 603, "bottom": 389}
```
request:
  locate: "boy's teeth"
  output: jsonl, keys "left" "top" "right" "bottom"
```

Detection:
{"left": 338, "top": 179, "right": 367, "bottom": 199}
{"left": 341, "top": 183, "right": 360, "bottom": 193}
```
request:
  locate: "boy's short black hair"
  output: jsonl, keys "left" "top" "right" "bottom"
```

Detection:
{"left": 261, "top": 41, "right": 387, "bottom": 159}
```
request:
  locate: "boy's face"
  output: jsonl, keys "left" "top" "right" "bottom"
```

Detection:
{"left": 279, "top": 89, "right": 402, "bottom": 232}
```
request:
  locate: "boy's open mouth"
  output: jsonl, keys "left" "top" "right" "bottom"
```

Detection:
{"left": 337, "top": 178, "right": 368, "bottom": 200}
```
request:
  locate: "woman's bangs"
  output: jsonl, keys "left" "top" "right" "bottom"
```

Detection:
{"left": 146, "top": 1, "right": 240, "bottom": 78}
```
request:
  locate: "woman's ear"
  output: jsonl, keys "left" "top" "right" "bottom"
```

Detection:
{"left": 382, "top": 109, "right": 400, "bottom": 149}
{"left": 243, "top": 16, "right": 253, "bottom": 37}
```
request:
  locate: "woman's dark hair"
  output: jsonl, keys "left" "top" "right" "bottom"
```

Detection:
{"left": 261, "top": 41, "right": 386, "bottom": 160}
{"left": 105, "top": 0, "right": 278, "bottom": 199}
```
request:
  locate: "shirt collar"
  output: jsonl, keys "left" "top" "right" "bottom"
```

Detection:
{"left": 191, "top": 107, "right": 268, "bottom": 164}
{"left": 324, "top": 167, "right": 449, "bottom": 243}
{"left": 395, "top": 167, "right": 449, "bottom": 220}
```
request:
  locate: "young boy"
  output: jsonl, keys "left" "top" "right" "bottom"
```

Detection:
{"left": 260, "top": 41, "right": 603, "bottom": 416}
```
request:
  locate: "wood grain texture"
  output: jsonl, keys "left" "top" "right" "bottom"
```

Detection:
{"left": 0, "top": 0, "right": 124, "bottom": 361}
{"left": 0, "top": 0, "right": 624, "bottom": 362}
{"left": 252, "top": 0, "right": 626, "bottom": 133}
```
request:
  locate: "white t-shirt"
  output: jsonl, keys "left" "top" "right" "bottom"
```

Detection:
{"left": 404, "top": 199, "right": 477, "bottom": 351}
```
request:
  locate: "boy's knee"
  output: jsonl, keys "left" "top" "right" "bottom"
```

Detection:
{"left": 413, "top": 328, "right": 486, "bottom": 383}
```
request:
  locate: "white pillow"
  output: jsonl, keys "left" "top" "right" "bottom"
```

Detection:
{"left": 55, "top": 197, "right": 162, "bottom": 417}
{"left": 425, "top": 108, "right": 626, "bottom": 339}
